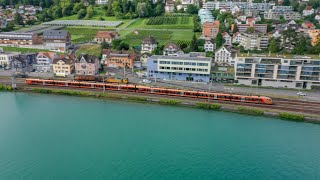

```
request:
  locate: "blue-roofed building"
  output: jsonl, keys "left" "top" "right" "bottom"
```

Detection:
{"left": 147, "top": 53, "right": 212, "bottom": 82}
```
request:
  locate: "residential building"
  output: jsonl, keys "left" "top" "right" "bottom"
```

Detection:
{"left": 238, "top": 24, "right": 268, "bottom": 34}
{"left": 204, "top": 39, "right": 215, "bottom": 52}
{"left": 34, "top": 52, "right": 58, "bottom": 72}
{"left": 303, "top": 6, "right": 314, "bottom": 16}
{"left": 141, "top": 36, "right": 157, "bottom": 54}
{"left": 0, "top": 51, "right": 20, "bottom": 68}
{"left": 0, "top": 32, "right": 39, "bottom": 45}
{"left": 234, "top": 55, "right": 320, "bottom": 89}
{"left": 271, "top": 6, "right": 293, "bottom": 13}
{"left": 43, "top": 30, "right": 71, "bottom": 52}
{"left": 302, "top": 21, "right": 316, "bottom": 30}
{"left": 75, "top": 54, "right": 100, "bottom": 75}
{"left": 240, "top": 32, "right": 269, "bottom": 50}
{"left": 95, "top": 0, "right": 108, "bottom": 4}
{"left": 232, "top": 32, "right": 242, "bottom": 44}
{"left": 198, "top": 9, "right": 214, "bottom": 24}
{"left": 222, "top": 32, "right": 232, "bottom": 46}
{"left": 283, "top": 11, "right": 301, "bottom": 20}
{"left": 140, "top": 53, "right": 151, "bottom": 67}
{"left": 53, "top": 57, "right": 74, "bottom": 76}
{"left": 165, "top": 0, "right": 175, "bottom": 13}
{"left": 202, "top": 1, "right": 220, "bottom": 10}
{"left": 147, "top": 53, "right": 212, "bottom": 82}
{"left": 264, "top": 10, "right": 280, "bottom": 20}
{"left": 315, "top": 14, "right": 320, "bottom": 21}
{"left": 202, "top": 20, "right": 220, "bottom": 39}
{"left": 103, "top": 49, "right": 136, "bottom": 68}
{"left": 214, "top": 46, "right": 236, "bottom": 65}
{"left": 163, "top": 42, "right": 184, "bottom": 56}
{"left": 94, "top": 31, "right": 119, "bottom": 44}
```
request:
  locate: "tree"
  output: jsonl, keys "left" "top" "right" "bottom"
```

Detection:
{"left": 155, "top": 3, "right": 164, "bottom": 16}
{"left": 73, "top": 3, "right": 85, "bottom": 14}
{"left": 52, "top": 6, "right": 62, "bottom": 19}
{"left": 85, "top": 5, "right": 94, "bottom": 19}
{"left": 136, "top": 2, "right": 149, "bottom": 17}
{"left": 190, "top": 33, "right": 198, "bottom": 51}
{"left": 293, "top": 35, "right": 307, "bottom": 54}
{"left": 117, "top": 41, "right": 130, "bottom": 50}
{"left": 77, "top": 9, "right": 86, "bottom": 19}
{"left": 233, "top": 23, "right": 238, "bottom": 33}
{"left": 186, "top": 4, "right": 198, "bottom": 14}
{"left": 215, "top": 32, "right": 225, "bottom": 49}
{"left": 101, "top": 40, "right": 110, "bottom": 49}
{"left": 14, "top": 13, "right": 23, "bottom": 25}
{"left": 268, "top": 38, "right": 280, "bottom": 53}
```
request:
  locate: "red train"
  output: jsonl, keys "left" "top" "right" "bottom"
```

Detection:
{"left": 25, "top": 78, "right": 273, "bottom": 105}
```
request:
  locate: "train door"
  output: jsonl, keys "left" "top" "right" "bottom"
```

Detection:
{"left": 303, "top": 82, "right": 307, "bottom": 89}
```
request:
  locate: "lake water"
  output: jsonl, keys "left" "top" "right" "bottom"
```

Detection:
{"left": 0, "top": 92, "right": 320, "bottom": 179}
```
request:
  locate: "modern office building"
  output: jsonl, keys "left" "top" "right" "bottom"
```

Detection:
{"left": 147, "top": 53, "right": 212, "bottom": 82}
{"left": 234, "top": 55, "right": 320, "bottom": 89}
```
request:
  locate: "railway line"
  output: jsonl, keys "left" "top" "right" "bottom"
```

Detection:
{"left": 1, "top": 78, "right": 320, "bottom": 116}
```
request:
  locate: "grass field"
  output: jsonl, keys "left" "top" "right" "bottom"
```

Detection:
{"left": 127, "top": 17, "right": 193, "bottom": 29}
{"left": 121, "top": 29, "right": 194, "bottom": 46}
{"left": 0, "top": 46, "right": 50, "bottom": 53}
{"left": 76, "top": 44, "right": 102, "bottom": 56}
{"left": 64, "top": 27, "right": 114, "bottom": 43}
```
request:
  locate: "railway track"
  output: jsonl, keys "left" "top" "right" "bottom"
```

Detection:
{"left": 1, "top": 79, "right": 320, "bottom": 115}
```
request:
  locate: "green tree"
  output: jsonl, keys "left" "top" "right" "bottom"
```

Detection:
{"left": 117, "top": 41, "right": 130, "bottom": 50}
{"left": 77, "top": 9, "right": 86, "bottom": 19}
{"left": 186, "top": 4, "right": 198, "bottom": 14}
{"left": 215, "top": 32, "right": 225, "bottom": 49}
{"left": 155, "top": 3, "right": 164, "bottom": 16}
{"left": 232, "top": 23, "right": 238, "bottom": 33}
{"left": 136, "top": 2, "right": 149, "bottom": 17}
{"left": 190, "top": 33, "right": 198, "bottom": 51}
{"left": 85, "top": 5, "right": 94, "bottom": 19}
{"left": 52, "top": 6, "right": 62, "bottom": 19}
{"left": 112, "top": 39, "right": 122, "bottom": 49}
{"left": 293, "top": 35, "right": 307, "bottom": 54}
{"left": 268, "top": 38, "right": 280, "bottom": 53}
{"left": 14, "top": 13, "right": 23, "bottom": 25}
{"left": 73, "top": 3, "right": 85, "bottom": 14}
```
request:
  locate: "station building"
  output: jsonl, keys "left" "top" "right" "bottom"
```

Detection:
{"left": 147, "top": 53, "right": 212, "bottom": 82}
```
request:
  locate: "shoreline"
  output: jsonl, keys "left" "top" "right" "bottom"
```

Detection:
{"left": 1, "top": 84, "right": 319, "bottom": 124}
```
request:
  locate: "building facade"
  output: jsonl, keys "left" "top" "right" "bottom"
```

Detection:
{"left": 240, "top": 32, "right": 269, "bottom": 50}
{"left": 204, "top": 39, "right": 215, "bottom": 52}
{"left": 214, "top": 46, "right": 233, "bottom": 65}
{"left": 147, "top": 54, "right": 212, "bottom": 82}
{"left": 141, "top": 36, "right": 157, "bottom": 54}
{"left": 163, "top": 42, "right": 184, "bottom": 56}
{"left": 202, "top": 20, "right": 220, "bottom": 39}
{"left": 235, "top": 55, "right": 320, "bottom": 89}
{"left": 34, "top": 52, "right": 58, "bottom": 72}
{"left": 0, "top": 32, "right": 39, "bottom": 45}
{"left": 103, "top": 49, "right": 136, "bottom": 68}
{"left": 238, "top": 24, "right": 268, "bottom": 34}
{"left": 75, "top": 54, "right": 100, "bottom": 75}
{"left": 43, "top": 30, "right": 71, "bottom": 52}
{"left": 53, "top": 57, "right": 74, "bottom": 76}
{"left": 0, "top": 51, "right": 20, "bottom": 68}
{"left": 94, "top": 31, "right": 119, "bottom": 44}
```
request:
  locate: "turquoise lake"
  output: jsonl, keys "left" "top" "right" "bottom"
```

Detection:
{"left": 0, "top": 92, "right": 320, "bottom": 179}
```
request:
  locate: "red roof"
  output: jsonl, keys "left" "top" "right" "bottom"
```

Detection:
{"left": 95, "top": 31, "right": 119, "bottom": 39}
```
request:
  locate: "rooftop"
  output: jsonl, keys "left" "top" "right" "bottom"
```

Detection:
{"left": 237, "top": 53, "right": 320, "bottom": 60}
{"left": 150, "top": 55, "right": 211, "bottom": 61}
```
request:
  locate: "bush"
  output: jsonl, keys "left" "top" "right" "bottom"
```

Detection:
{"left": 159, "top": 99, "right": 181, "bottom": 105}
{"left": 279, "top": 112, "right": 305, "bottom": 122}
{"left": 196, "top": 102, "right": 221, "bottom": 110}
{"left": 238, "top": 107, "right": 264, "bottom": 116}
{"left": 0, "top": 84, "right": 13, "bottom": 91}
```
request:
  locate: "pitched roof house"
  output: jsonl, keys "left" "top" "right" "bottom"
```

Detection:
{"left": 141, "top": 36, "right": 157, "bottom": 54}
{"left": 75, "top": 54, "right": 100, "bottom": 75}
{"left": 94, "top": 31, "right": 119, "bottom": 44}
{"left": 163, "top": 42, "right": 184, "bottom": 56}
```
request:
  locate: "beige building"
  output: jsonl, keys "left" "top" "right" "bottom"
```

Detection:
{"left": 240, "top": 32, "right": 269, "bottom": 50}
{"left": 53, "top": 57, "right": 74, "bottom": 76}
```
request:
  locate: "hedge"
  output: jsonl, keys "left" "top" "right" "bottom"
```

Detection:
{"left": 279, "top": 112, "right": 305, "bottom": 122}
{"left": 0, "top": 84, "right": 13, "bottom": 91}
{"left": 196, "top": 102, "right": 221, "bottom": 110}
{"left": 238, "top": 107, "right": 264, "bottom": 116}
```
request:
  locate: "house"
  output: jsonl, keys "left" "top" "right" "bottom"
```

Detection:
{"left": 94, "top": 31, "right": 119, "bottom": 44}
{"left": 34, "top": 52, "right": 58, "bottom": 72}
{"left": 75, "top": 54, "right": 100, "bottom": 75}
{"left": 315, "top": 14, "right": 320, "bottom": 21}
{"left": 0, "top": 51, "right": 20, "bottom": 68}
{"left": 53, "top": 57, "right": 74, "bottom": 76}
{"left": 163, "top": 42, "right": 184, "bottom": 56}
{"left": 204, "top": 39, "right": 215, "bottom": 52}
{"left": 165, "top": 0, "right": 175, "bottom": 13}
{"left": 222, "top": 32, "right": 232, "bottom": 46}
{"left": 302, "top": 21, "right": 316, "bottom": 30}
{"left": 246, "top": 18, "right": 256, "bottom": 25}
{"left": 240, "top": 32, "right": 269, "bottom": 50}
{"left": 232, "top": 32, "right": 242, "bottom": 44}
{"left": 140, "top": 53, "right": 151, "bottom": 67}
{"left": 202, "top": 20, "right": 220, "bottom": 39}
{"left": 43, "top": 30, "right": 71, "bottom": 52}
{"left": 141, "top": 36, "right": 157, "bottom": 54}
{"left": 303, "top": 6, "right": 314, "bottom": 16}
{"left": 214, "top": 46, "right": 234, "bottom": 65}
{"left": 147, "top": 53, "right": 212, "bottom": 82}
{"left": 103, "top": 49, "right": 136, "bottom": 68}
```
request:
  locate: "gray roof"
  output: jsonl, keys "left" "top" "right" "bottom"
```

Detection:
{"left": 76, "top": 54, "right": 99, "bottom": 63}
{"left": 0, "top": 32, "right": 35, "bottom": 40}
{"left": 150, "top": 55, "right": 211, "bottom": 61}
{"left": 143, "top": 36, "right": 157, "bottom": 44}
{"left": 43, "top": 30, "right": 68, "bottom": 39}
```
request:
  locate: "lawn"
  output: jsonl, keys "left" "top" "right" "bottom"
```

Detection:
{"left": 64, "top": 27, "right": 115, "bottom": 43}
{"left": 76, "top": 44, "right": 102, "bottom": 57}
{"left": 0, "top": 46, "right": 51, "bottom": 53}
{"left": 121, "top": 29, "right": 194, "bottom": 47}
{"left": 127, "top": 17, "right": 194, "bottom": 29}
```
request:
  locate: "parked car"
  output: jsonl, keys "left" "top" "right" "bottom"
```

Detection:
{"left": 142, "top": 79, "right": 151, "bottom": 84}
{"left": 297, "top": 92, "right": 307, "bottom": 96}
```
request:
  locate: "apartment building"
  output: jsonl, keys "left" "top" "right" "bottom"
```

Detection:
{"left": 53, "top": 57, "right": 74, "bottom": 76}
{"left": 0, "top": 51, "right": 20, "bottom": 67}
{"left": 234, "top": 55, "right": 320, "bottom": 89}
{"left": 240, "top": 32, "right": 269, "bottom": 50}
{"left": 264, "top": 10, "right": 281, "bottom": 20}
{"left": 283, "top": 11, "right": 301, "bottom": 20}
{"left": 43, "top": 30, "right": 71, "bottom": 52}
{"left": 202, "top": 20, "right": 220, "bottom": 39}
{"left": 141, "top": 36, "right": 157, "bottom": 54}
{"left": 147, "top": 54, "right": 212, "bottom": 82}
{"left": 271, "top": 6, "right": 293, "bottom": 13}
{"left": 34, "top": 52, "right": 58, "bottom": 72}
{"left": 238, "top": 24, "right": 268, "bottom": 34}
{"left": 214, "top": 46, "right": 234, "bottom": 65}
{"left": 103, "top": 49, "right": 136, "bottom": 68}
{"left": 0, "top": 32, "right": 39, "bottom": 45}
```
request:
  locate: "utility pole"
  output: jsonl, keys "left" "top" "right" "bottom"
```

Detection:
{"left": 208, "top": 79, "right": 212, "bottom": 103}
{"left": 10, "top": 59, "right": 16, "bottom": 89}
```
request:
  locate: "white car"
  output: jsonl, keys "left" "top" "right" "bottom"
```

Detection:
{"left": 142, "top": 79, "right": 151, "bottom": 84}
{"left": 297, "top": 92, "right": 307, "bottom": 96}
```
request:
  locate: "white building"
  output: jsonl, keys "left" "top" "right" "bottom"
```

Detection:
{"left": 303, "top": 6, "right": 315, "bottom": 16}
{"left": 34, "top": 52, "right": 58, "bottom": 72}
{"left": 204, "top": 39, "right": 215, "bottom": 52}
{"left": 141, "top": 36, "right": 157, "bottom": 54}
{"left": 95, "top": 0, "right": 108, "bottom": 4}
{"left": 223, "top": 32, "right": 232, "bottom": 46}
{"left": 232, "top": 32, "right": 242, "bottom": 44}
{"left": 235, "top": 55, "right": 320, "bottom": 89}
{"left": 240, "top": 32, "right": 269, "bottom": 50}
{"left": 214, "top": 46, "right": 233, "bottom": 65}
{"left": 0, "top": 52, "right": 20, "bottom": 68}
